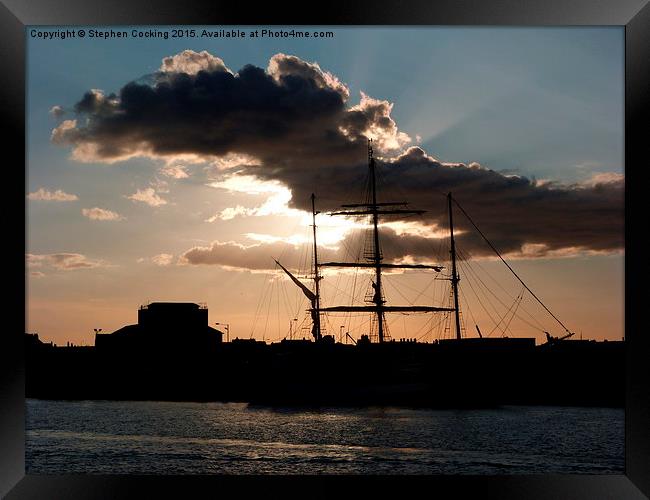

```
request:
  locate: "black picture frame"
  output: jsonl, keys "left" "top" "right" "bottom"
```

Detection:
{"left": 2, "top": 0, "right": 648, "bottom": 498}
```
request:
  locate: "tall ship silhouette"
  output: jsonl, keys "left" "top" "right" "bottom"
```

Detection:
{"left": 273, "top": 139, "right": 577, "bottom": 349}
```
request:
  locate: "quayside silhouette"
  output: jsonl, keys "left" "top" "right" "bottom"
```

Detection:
{"left": 25, "top": 141, "right": 624, "bottom": 408}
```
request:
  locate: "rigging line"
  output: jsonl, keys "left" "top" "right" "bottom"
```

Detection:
{"left": 441, "top": 285, "right": 453, "bottom": 339}
{"left": 326, "top": 315, "right": 338, "bottom": 338}
{"left": 277, "top": 275, "right": 282, "bottom": 341}
{"left": 406, "top": 273, "right": 437, "bottom": 303}
{"left": 277, "top": 277, "right": 290, "bottom": 326}
{"left": 345, "top": 227, "right": 365, "bottom": 292}
{"left": 330, "top": 244, "right": 348, "bottom": 306}
{"left": 280, "top": 274, "right": 303, "bottom": 328}
{"left": 321, "top": 275, "right": 361, "bottom": 302}
{"left": 458, "top": 284, "right": 480, "bottom": 338}
{"left": 457, "top": 258, "right": 502, "bottom": 333}
{"left": 402, "top": 273, "right": 431, "bottom": 303}
{"left": 338, "top": 229, "right": 358, "bottom": 257}
{"left": 279, "top": 272, "right": 294, "bottom": 315}
{"left": 511, "top": 290, "right": 548, "bottom": 331}
{"left": 457, "top": 246, "right": 545, "bottom": 332}
{"left": 292, "top": 238, "right": 309, "bottom": 311}
{"left": 250, "top": 272, "right": 272, "bottom": 338}
{"left": 260, "top": 274, "right": 273, "bottom": 342}
{"left": 418, "top": 314, "right": 446, "bottom": 341}
{"left": 383, "top": 277, "right": 415, "bottom": 306}
{"left": 348, "top": 316, "right": 372, "bottom": 335}
{"left": 280, "top": 260, "right": 309, "bottom": 323}
{"left": 452, "top": 196, "right": 573, "bottom": 335}
{"left": 458, "top": 254, "right": 516, "bottom": 335}
{"left": 457, "top": 248, "right": 547, "bottom": 334}
{"left": 461, "top": 248, "right": 519, "bottom": 300}
{"left": 502, "top": 288, "right": 525, "bottom": 337}
{"left": 460, "top": 243, "right": 545, "bottom": 336}
{"left": 458, "top": 246, "right": 547, "bottom": 331}
{"left": 460, "top": 252, "right": 535, "bottom": 337}
{"left": 505, "top": 297, "right": 548, "bottom": 334}
{"left": 457, "top": 254, "right": 505, "bottom": 320}
{"left": 345, "top": 251, "right": 362, "bottom": 336}
{"left": 296, "top": 314, "right": 309, "bottom": 337}
{"left": 455, "top": 284, "right": 470, "bottom": 337}
{"left": 457, "top": 256, "right": 546, "bottom": 334}
{"left": 404, "top": 314, "right": 428, "bottom": 340}
{"left": 430, "top": 271, "right": 439, "bottom": 340}
{"left": 406, "top": 307, "right": 440, "bottom": 339}
{"left": 331, "top": 224, "right": 363, "bottom": 305}
{"left": 327, "top": 223, "right": 363, "bottom": 308}
{"left": 384, "top": 276, "right": 438, "bottom": 312}
{"left": 295, "top": 248, "right": 305, "bottom": 313}
{"left": 383, "top": 270, "right": 437, "bottom": 299}
{"left": 455, "top": 283, "right": 468, "bottom": 336}
{"left": 386, "top": 313, "right": 402, "bottom": 329}
{"left": 263, "top": 274, "right": 277, "bottom": 342}
{"left": 487, "top": 287, "right": 522, "bottom": 338}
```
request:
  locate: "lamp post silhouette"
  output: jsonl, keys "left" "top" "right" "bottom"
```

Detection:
{"left": 215, "top": 322, "right": 230, "bottom": 343}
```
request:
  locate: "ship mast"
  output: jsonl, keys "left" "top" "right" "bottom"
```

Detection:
{"left": 448, "top": 192, "right": 462, "bottom": 340}
{"left": 311, "top": 193, "right": 323, "bottom": 341}
{"left": 368, "top": 141, "right": 387, "bottom": 342}
{"left": 273, "top": 193, "right": 323, "bottom": 342}
{"left": 319, "top": 139, "right": 454, "bottom": 342}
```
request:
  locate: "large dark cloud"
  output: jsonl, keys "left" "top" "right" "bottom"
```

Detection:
{"left": 351, "top": 147, "right": 622, "bottom": 257}
{"left": 52, "top": 52, "right": 400, "bottom": 166}
{"left": 54, "top": 51, "right": 623, "bottom": 259}
{"left": 248, "top": 145, "right": 623, "bottom": 259}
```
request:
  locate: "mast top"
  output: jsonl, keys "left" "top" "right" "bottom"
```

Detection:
{"left": 311, "top": 192, "right": 320, "bottom": 216}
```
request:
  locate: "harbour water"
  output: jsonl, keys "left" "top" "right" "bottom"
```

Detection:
{"left": 26, "top": 399, "right": 623, "bottom": 475}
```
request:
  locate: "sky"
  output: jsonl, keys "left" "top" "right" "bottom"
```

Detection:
{"left": 26, "top": 26, "right": 624, "bottom": 346}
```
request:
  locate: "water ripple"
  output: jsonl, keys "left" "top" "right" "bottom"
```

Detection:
{"left": 26, "top": 399, "right": 624, "bottom": 475}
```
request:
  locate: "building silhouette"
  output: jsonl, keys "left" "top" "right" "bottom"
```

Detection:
{"left": 95, "top": 302, "right": 223, "bottom": 352}
{"left": 23, "top": 302, "right": 623, "bottom": 407}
